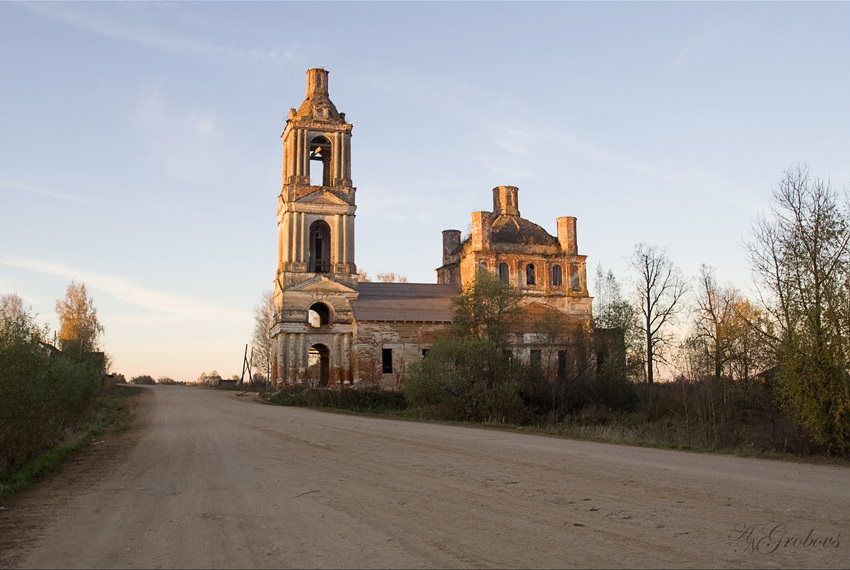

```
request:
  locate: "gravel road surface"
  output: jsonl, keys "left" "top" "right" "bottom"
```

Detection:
{"left": 1, "top": 385, "right": 847, "bottom": 568}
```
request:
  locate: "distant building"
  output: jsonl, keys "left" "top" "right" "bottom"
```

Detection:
{"left": 270, "top": 69, "right": 596, "bottom": 388}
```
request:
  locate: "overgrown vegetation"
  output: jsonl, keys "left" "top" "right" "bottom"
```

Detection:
{"left": 404, "top": 336, "right": 532, "bottom": 423}
{"left": 747, "top": 165, "right": 850, "bottom": 454}
{"left": 0, "top": 292, "right": 110, "bottom": 487}
{"left": 0, "top": 385, "right": 135, "bottom": 502}
{"left": 264, "top": 385, "right": 407, "bottom": 414}
{"left": 551, "top": 378, "right": 811, "bottom": 455}
{"left": 261, "top": 165, "right": 848, "bottom": 459}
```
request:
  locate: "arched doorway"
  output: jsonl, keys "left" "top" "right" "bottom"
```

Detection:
{"left": 308, "top": 344, "right": 330, "bottom": 387}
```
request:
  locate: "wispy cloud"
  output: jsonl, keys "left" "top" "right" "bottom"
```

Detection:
{"left": 0, "top": 180, "right": 105, "bottom": 205}
{"left": 361, "top": 67, "right": 651, "bottom": 172}
{"left": 359, "top": 66, "right": 757, "bottom": 213}
{"left": 19, "top": 2, "right": 297, "bottom": 67}
{"left": 361, "top": 68, "right": 542, "bottom": 157}
{"left": 132, "top": 83, "right": 225, "bottom": 185}
{"left": 0, "top": 255, "right": 247, "bottom": 321}
{"left": 671, "top": 19, "right": 744, "bottom": 73}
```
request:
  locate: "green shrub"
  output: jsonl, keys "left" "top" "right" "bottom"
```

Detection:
{"left": 130, "top": 375, "right": 156, "bottom": 385}
{"left": 264, "top": 385, "right": 407, "bottom": 413}
{"left": 404, "top": 336, "right": 532, "bottom": 423}
{"left": 1, "top": 312, "right": 102, "bottom": 479}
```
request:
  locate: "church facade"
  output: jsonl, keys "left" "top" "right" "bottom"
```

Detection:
{"left": 270, "top": 69, "right": 593, "bottom": 388}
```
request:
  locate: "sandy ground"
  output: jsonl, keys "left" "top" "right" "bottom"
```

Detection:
{"left": 0, "top": 385, "right": 847, "bottom": 569}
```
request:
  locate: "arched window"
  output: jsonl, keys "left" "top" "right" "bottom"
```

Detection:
{"left": 478, "top": 261, "right": 488, "bottom": 273}
{"left": 526, "top": 263, "right": 536, "bottom": 286}
{"left": 551, "top": 264, "right": 563, "bottom": 287}
{"left": 309, "top": 220, "right": 331, "bottom": 273}
{"left": 498, "top": 262, "right": 509, "bottom": 283}
{"left": 570, "top": 263, "right": 581, "bottom": 291}
{"left": 308, "top": 302, "right": 331, "bottom": 327}
{"left": 309, "top": 136, "right": 332, "bottom": 187}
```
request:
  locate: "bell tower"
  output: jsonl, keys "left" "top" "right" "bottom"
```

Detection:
{"left": 276, "top": 67, "right": 357, "bottom": 287}
{"left": 271, "top": 68, "right": 359, "bottom": 387}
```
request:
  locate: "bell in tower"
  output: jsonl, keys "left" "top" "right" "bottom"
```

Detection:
{"left": 276, "top": 68, "right": 357, "bottom": 284}
{"left": 270, "top": 68, "right": 360, "bottom": 388}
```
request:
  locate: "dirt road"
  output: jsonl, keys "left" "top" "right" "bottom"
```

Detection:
{"left": 1, "top": 385, "right": 847, "bottom": 569}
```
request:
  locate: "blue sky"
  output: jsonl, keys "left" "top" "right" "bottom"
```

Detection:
{"left": 1, "top": 1, "right": 848, "bottom": 381}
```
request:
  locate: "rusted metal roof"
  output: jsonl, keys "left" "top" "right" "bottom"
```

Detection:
{"left": 351, "top": 283, "right": 459, "bottom": 323}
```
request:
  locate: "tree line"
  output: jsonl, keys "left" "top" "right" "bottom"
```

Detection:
{"left": 588, "top": 165, "right": 849, "bottom": 453}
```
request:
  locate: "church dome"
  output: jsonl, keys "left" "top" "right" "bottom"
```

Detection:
{"left": 295, "top": 68, "right": 342, "bottom": 121}
{"left": 490, "top": 214, "right": 559, "bottom": 246}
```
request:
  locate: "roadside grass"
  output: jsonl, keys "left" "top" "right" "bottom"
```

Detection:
{"left": 507, "top": 421, "right": 850, "bottom": 466}
{"left": 263, "top": 385, "right": 407, "bottom": 414}
{"left": 0, "top": 385, "right": 137, "bottom": 503}
{"left": 260, "top": 387, "right": 848, "bottom": 465}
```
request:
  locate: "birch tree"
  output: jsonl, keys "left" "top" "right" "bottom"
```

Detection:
{"left": 252, "top": 289, "right": 275, "bottom": 380}
{"left": 55, "top": 281, "right": 103, "bottom": 354}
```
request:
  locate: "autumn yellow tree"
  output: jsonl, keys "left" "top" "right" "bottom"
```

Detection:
{"left": 55, "top": 281, "right": 103, "bottom": 354}
{"left": 685, "top": 266, "right": 773, "bottom": 382}
{"left": 726, "top": 298, "right": 773, "bottom": 382}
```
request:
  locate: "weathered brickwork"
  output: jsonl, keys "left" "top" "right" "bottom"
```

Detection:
{"left": 270, "top": 69, "right": 596, "bottom": 388}
{"left": 352, "top": 321, "right": 447, "bottom": 389}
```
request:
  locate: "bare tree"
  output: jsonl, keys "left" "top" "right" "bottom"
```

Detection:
{"left": 251, "top": 289, "right": 275, "bottom": 381}
{"left": 55, "top": 281, "right": 103, "bottom": 354}
{"left": 376, "top": 272, "right": 408, "bottom": 283}
{"left": 631, "top": 244, "right": 687, "bottom": 384}
{"left": 0, "top": 293, "right": 25, "bottom": 323}
{"left": 690, "top": 265, "right": 740, "bottom": 379}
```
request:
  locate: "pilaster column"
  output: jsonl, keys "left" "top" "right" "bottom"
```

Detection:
{"left": 299, "top": 213, "right": 308, "bottom": 265}
{"left": 288, "top": 213, "right": 297, "bottom": 264}
{"left": 303, "top": 130, "right": 310, "bottom": 181}
{"left": 278, "top": 223, "right": 285, "bottom": 265}
{"left": 294, "top": 130, "right": 301, "bottom": 180}
{"left": 286, "top": 334, "right": 295, "bottom": 382}
{"left": 342, "top": 334, "right": 351, "bottom": 381}
{"left": 299, "top": 335, "right": 307, "bottom": 377}
{"left": 333, "top": 132, "right": 342, "bottom": 185}
{"left": 343, "top": 214, "right": 354, "bottom": 269}
{"left": 287, "top": 132, "right": 295, "bottom": 183}
{"left": 333, "top": 214, "right": 345, "bottom": 271}
{"left": 342, "top": 133, "right": 351, "bottom": 183}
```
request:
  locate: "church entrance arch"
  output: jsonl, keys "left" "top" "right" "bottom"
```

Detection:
{"left": 307, "top": 343, "right": 330, "bottom": 387}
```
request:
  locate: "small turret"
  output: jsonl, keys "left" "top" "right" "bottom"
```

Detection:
{"left": 492, "top": 185, "right": 520, "bottom": 217}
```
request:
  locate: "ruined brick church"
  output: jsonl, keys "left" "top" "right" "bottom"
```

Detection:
{"left": 270, "top": 69, "right": 592, "bottom": 388}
